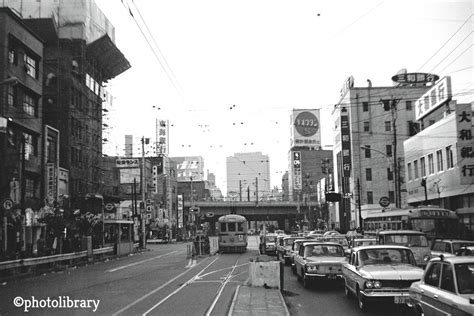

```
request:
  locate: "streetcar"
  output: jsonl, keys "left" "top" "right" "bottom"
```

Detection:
{"left": 363, "top": 205, "right": 459, "bottom": 240}
{"left": 217, "top": 214, "right": 248, "bottom": 253}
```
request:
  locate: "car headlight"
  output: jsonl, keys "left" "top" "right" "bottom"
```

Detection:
{"left": 365, "top": 281, "right": 374, "bottom": 289}
{"left": 306, "top": 265, "right": 318, "bottom": 272}
{"left": 423, "top": 255, "right": 430, "bottom": 262}
{"left": 374, "top": 280, "right": 382, "bottom": 289}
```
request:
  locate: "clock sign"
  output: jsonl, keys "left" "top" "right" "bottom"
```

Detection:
{"left": 294, "top": 111, "right": 319, "bottom": 137}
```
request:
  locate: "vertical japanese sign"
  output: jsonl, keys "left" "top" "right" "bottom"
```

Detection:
{"left": 46, "top": 163, "right": 58, "bottom": 204}
{"left": 178, "top": 195, "right": 183, "bottom": 228}
{"left": 156, "top": 119, "right": 169, "bottom": 155}
{"left": 293, "top": 151, "right": 302, "bottom": 190}
{"left": 340, "top": 114, "right": 352, "bottom": 178}
{"left": 456, "top": 103, "right": 474, "bottom": 184}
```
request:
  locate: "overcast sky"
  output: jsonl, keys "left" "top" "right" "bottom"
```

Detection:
{"left": 94, "top": 0, "right": 473, "bottom": 194}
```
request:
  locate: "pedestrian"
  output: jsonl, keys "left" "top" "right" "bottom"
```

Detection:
{"left": 52, "top": 236, "right": 57, "bottom": 255}
{"left": 37, "top": 234, "right": 46, "bottom": 257}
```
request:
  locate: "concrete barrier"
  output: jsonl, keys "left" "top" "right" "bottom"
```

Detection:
{"left": 248, "top": 256, "right": 281, "bottom": 289}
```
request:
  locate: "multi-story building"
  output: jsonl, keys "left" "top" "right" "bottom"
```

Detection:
{"left": 10, "top": 0, "right": 130, "bottom": 208}
{"left": 403, "top": 76, "right": 474, "bottom": 237}
{"left": 331, "top": 75, "right": 431, "bottom": 232}
{"left": 226, "top": 152, "right": 270, "bottom": 201}
{"left": 0, "top": 7, "right": 45, "bottom": 258}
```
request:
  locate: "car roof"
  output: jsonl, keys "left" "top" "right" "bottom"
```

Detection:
{"left": 353, "top": 238, "right": 376, "bottom": 241}
{"left": 377, "top": 230, "right": 426, "bottom": 235}
{"left": 433, "top": 239, "right": 474, "bottom": 243}
{"left": 302, "top": 242, "right": 342, "bottom": 247}
{"left": 352, "top": 245, "right": 410, "bottom": 251}
{"left": 430, "top": 256, "right": 474, "bottom": 264}
{"left": 283, "top": 236, "right": 303, "bottom": 240}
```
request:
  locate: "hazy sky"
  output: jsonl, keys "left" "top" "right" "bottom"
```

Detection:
{"left": 95, "top": 0, "right": 473, "bottom": 194}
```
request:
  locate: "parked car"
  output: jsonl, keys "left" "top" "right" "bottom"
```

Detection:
{"left": 431, "top": 239, "right": 474, "bottom": 257}
{"left": 294, "top": 242, "right": 347, "bottom": 288}
{"left": 457, "top": 246, "right": 474, "bottom": 256}
{"left": 259, "top": 233, "right": 278, "bottom": 255}
{"left": 409, "top": 256, "right": 474, "bottom": 316}
{"left": 343, "top": 245, "right": 424, "bottom": 311}
{"left": 277, "top": 236, "right": 302, "bottom": 266}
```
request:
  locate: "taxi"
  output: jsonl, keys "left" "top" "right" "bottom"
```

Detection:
{"left": 294, "top": 241, "right": 346, "bottom": 288}
{"left": 277, "top": 236, "right": 302, "bottom": 266}
{"left": 259, "top": 233, "right": 278, "bottom": 255}
{"left": 343, "top": 245, "right": 424, "bottom": 311}
{"left": 409, "top": 256, "right": 474, "bottom": 316}
{"left": 431, "top": 239, "right": 474, "bottom": 257}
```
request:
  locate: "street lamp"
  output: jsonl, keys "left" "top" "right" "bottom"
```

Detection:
{"left": 360, "top": 145, "right": 400, "bottom": 208}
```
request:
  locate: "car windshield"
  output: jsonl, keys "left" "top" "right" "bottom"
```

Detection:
{"left": 455, "top": 263, "right": 474, "bottom": 294}
{"left": 383, "top": 234, "right": 429, "bottom": 247}
{"left": 358, "top": 248, "right": 415, "bottom": 266}
{"left": 265, "top": 236, "right": 276, "bottom": 242}
{"left": 453, "top": 242, "right": 474, "bottom": 253}
{"left": 304, "top": 245, "right": 344, "bottom": 257}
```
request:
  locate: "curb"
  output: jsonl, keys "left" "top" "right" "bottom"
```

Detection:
{"left": 227, "top": 284, "right": 240, "bottom": 316}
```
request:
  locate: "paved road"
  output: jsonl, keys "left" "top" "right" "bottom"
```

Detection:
{"left": 0, "top": 242, "right": 256, "bottom": 315}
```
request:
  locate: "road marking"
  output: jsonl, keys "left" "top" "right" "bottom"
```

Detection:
{"left": 199, "top": 262, "right": 248, "bottom": 278}
{"left": 142, "top": 256, "right": 220, "bottom": 316}
{"left": 106, "top": 251, "right": 178, "bottom": 273}
{"left": 205, "top": 259, "right": 239, "bottom": 316}
{"left": 112, "top": 256, "right": 212, "bottom": 316}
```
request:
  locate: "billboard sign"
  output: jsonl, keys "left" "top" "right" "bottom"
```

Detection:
{"left": 456, "top": 103, "right": 474, "bottom": 185}
{"left": 293, "top": 151, "right": 302, "bottom": 190}
{"left": 415, "top": 76, "right": 452, "bottom": 121}
{"left": 291, "top": 109, "right": 321, "bottom": 147}
{"left": 116, "top": 158, "right": 140, "bottom": 168}
{"left": 391, "top": 72, "right": 439, "bottom": 86}
{"left": 340, "top": 114, "right": 352, "bottom": 178}
{"left": 156, "top": 119, "right": 169, "bottom": 155}
{"left": 178, "top": 195, "right": 183, "bottom": 228}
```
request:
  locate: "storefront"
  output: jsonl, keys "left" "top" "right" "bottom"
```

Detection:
{"left": 104, "top": 219, "right": 134, "bottom": 256}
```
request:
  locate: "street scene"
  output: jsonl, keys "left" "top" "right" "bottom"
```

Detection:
{"left": 0, "top": 0, "right": 473, "bottom": 315}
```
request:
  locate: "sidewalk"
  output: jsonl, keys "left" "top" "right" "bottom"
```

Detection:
{"left": 228, "top": 285, "right": 290, "bottom": 316}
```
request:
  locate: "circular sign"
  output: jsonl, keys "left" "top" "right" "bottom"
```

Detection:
{"left": 379, "top": 196, "right": 390, "bottom": 208}
{"left": 104, "top": 203, "right": 115, "bottom": 211}
{"left": 1, "top": 198, "right": 14, "bottom": 211}
{"left": 294, "top": 111, "right": 319, "bottom": 137}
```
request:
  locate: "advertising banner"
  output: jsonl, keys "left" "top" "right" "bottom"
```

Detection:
{"left": 293, "top": 151, "right": 302, "bottom": 190}
{"left": 415, "top": 76, "right": 452, "bottom": 121}
{"left": 177, "top": 195, "right": 183, "bottom": 228}
{"left": 456, "top": 103, "right": 474, "bottom": 184}
{"left": 340, "top": 114, "right": 352, "bottom": 178}
{"left": 291, "top": 109, "right": 321, "bottom": 147}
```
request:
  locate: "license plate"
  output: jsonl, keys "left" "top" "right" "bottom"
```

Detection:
{"left": 394, "top": 296, "right": 409, "bottom": 304}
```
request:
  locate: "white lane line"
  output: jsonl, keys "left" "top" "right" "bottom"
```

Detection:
{"left": 205, "top": 259, "right": 239, "bottom": 316}
{"left": 106, "top": 251, "right": 178, "bottom": 273}
{"left": 142, "top": 256, "right": 220, "bottom": 316}
{"left": 112, "top": 256, "right": 212, "bottom": 316}
{"left": 198, "top": 262, "right": 249, "bottom": 279}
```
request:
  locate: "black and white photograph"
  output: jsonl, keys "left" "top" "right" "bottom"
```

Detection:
{"left": 0, "top": 0, "right": 473, "bottom": 315}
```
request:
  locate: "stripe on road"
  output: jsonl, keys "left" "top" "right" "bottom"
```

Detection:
{"left": 106, "top": 251, "right": 178, "bottom": 273}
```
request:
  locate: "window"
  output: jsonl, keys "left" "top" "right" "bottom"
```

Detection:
{"left": 364, "top": 145, "right": 371, "bottom": 158}
{"left": 23, "top": 92, "right": 37, "bottom": 117}
{"left": 385, "top": 121, "right": 391, "bottom": 132}
{"left": 387, "top": 168, "right": 393, "bottom": 181}
{"left": 406, "top": 100, "right": 412, "bottom": 110}
{"left": 428, "top": 154, "right": 435, "bottom": 174}
{"left": 382, "top": 99, "right": 390, "bottom": 111}
{"left": 363, "top": 121, "right": 370, "bottom": 132}
{"left": 424, "top": 262, "right": 441, "bottom": 287}
{"left": 363, "top": 102, "right": 369, "bottom": 112}
{"left": 436, "top": 149, "right": 444, "bottom": 172}
{"left": 8, "top": 46, "right": 17, "bottom": 65}
{"left": 446, "top": 146, "right": 454, "bottom": 169}
{"left": 22, "top": 132, "right": 37, "bottom": 159}
{"left": 389, "top": 191, "right": 395, "bottom": 203}
{"left": 24, "top": 53, "right": 38, "bottom": 79}
{"left": 440, "top": 264, "right": 455, "bottom": 293}
{"left": 386, "top": 145, "right": 392, "bottom": 157}
{"left": 228, "top": 222, "right": 236, "bottom": 232}
{"left": 414, "top": 160, "right": 419, "bottom": 179}
{"left": 420, "top": 157, "right": 426, "bottom": 177}
{"left": 7, "top": 85, "right": 15, "bottom": 106}
{"left": 407, "top": 162, "right": 413, "bottom": 181}
{"left": 367, "top": 191, "right": 373, "bottom": 204}
{"left": 366, "top": 168, "right": 372, "bottom": 181}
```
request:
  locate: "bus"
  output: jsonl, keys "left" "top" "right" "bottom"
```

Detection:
{"left": 217, "top": 214, "right": 248, "bottom": 253}
{"left": 363, "top": 205, "right": 459, "bottom": 240}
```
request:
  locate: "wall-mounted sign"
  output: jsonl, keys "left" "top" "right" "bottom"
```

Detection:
{"left": 340, "top": 114, "right": 352, "bottom": 178}
{"left": 340, "top": 76, "right": 354, "bottom": 98}
{"left": 392, "top": 72, "right": 439, "bottom": 86}
{"left": 415, "top": 76, "right": 452, "bottom": 121}
{"left": 116, "top": 158, "right": 140, "bottom": 168}
{"left": 379, "top": 196, "right": 390, "bottom": 207}
{"left": 293, "top": 151, "right": 302, "bottom": 190}
{"left": 156, "top": 119, "right": 169, "bottom": 155}
{"left": 456, "top": 103, "right": 474, "bottom": 185}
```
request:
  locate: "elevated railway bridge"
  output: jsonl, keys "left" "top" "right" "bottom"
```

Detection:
{"left": 183, "top": 200, "right": 321, "bottom": 233}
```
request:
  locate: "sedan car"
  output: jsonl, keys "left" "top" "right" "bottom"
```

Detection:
{"left": 431, "top": 239, "right": 474, "bottom": 258}
{"left": 290, "top": 238, "right": 316, "bottom": 274}
{"left": 277, "top": 236, "right": 302, "bottom": 266}
{"left": 409, "top": 256, "right": 474, "bottom": 316}
{"left": 343, "top": 245, "right": 424, "bottom": 311}
{"left": 259, "top": 233, "right": 278, "bottom": 255}
{"left": 294, "top": 242, "right": 347, "bottom": 288}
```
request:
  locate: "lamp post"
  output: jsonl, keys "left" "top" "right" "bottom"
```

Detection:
{"left": 360, "top": 145, "right": 399, "bottom": 208}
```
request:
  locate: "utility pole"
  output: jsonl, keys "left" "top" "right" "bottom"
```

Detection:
{"left": 390, "top": 98, "right": 401, "bottom": 208}
{"left": 239, "top": 180, "right": 242, "bottom": 202}
{"left": 357, "top": 178, "right": 362, "bottom": 231}
{"left": 255, "top": 177, "right": 258, "bottom": 202}
{"left": 140, "top": 137, "right": 146, "bottom": 248}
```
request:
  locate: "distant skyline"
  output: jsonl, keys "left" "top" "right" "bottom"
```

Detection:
{"left": 95, "top": 0, "right": 473, "bottom": 194}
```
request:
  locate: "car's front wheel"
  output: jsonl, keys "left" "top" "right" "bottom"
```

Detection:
{"left": 344, "top": 280, "right": 352, "bottom": 298}
{"left": 414, "top": 305, "right": 425, "bottom": 316}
